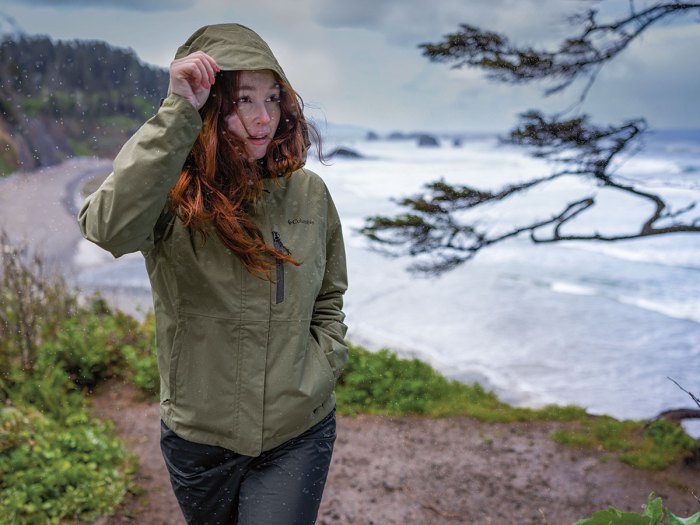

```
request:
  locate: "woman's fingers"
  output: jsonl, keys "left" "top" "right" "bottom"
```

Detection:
{"left": 187, "top": 51, "right": 220, "bottom": 86}
{"left": 171, "top": 53, "right": 219, "bottom": 86}
{"left": 168, "top": 51, "right": 221, "bottom": 108}
{"left": 202, "top": 56, "right": 219, "bottom": 85}
{"left": 193, "top": 51, "right": 219, "bottom": 85}
{"left": 193, "top": 60, "right": 209, "bottom": 88}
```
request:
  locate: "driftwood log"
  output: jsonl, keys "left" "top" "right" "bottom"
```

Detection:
{"left": 649, "top": 379, "right": 700, "bottom": 432}
{"left": 653, "top": 409, "right": 700, "bottom": 424}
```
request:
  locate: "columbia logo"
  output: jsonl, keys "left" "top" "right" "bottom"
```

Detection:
{"left": 288, "top": 218, "right": 315, "bottom": 225}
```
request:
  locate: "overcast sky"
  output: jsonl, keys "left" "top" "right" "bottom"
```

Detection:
{"left": 2, "top": 0, "right": 699, "bottom": 133}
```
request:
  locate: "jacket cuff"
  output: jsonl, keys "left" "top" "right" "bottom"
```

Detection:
{"left": 159, "top": 93, "right": 203, "bottom": 125}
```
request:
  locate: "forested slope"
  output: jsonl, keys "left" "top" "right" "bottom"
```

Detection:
{"left": 0, "top": 35, "right": 168, "bottom": 175}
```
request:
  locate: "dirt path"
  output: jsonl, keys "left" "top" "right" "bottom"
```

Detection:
{"left": 88, "top": 382, "right": 699, "bottom": 525}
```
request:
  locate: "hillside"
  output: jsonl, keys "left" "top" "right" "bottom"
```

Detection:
{"left": 0, "top": 34, "right": 168, "bottom": 175}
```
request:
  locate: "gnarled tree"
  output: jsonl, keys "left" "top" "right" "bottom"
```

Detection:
{"left": 362, "top": 1, "right": 700, "bottom": 275}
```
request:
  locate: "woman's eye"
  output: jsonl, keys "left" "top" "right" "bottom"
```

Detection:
{"left": 266, "top": 94, "right": 281, "bottom": 103}
{"left": 237, "top": 96, "right": 251, "bottom": 104}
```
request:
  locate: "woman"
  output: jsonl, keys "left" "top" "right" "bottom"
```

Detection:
{"left": 79, "top": 23, "right": 348, "bottom": 524}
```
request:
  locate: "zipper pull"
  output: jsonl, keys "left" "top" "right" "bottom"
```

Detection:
{"left": 272, "top": 231, "right": 291, "bottom": 255}
{"left": 271, "top": 231, "right": 288, "bottom": 304}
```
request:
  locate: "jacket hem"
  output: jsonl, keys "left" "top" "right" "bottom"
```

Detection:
{"left": 159, "top": 394, "right": 336, "bottom": 457}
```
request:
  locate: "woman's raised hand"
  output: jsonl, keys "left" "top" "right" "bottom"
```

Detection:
{"left": 168, "top": 51, "right": 221, "bottom": 110}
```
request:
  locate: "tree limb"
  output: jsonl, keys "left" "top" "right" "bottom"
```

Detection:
{"left": 420, "top": 3, "right": 700, "bottom": 96}
{"left": 362, "top": 112, "right": 700, "bottom": 274}
{"left": 363, "top": 2, "right": 700, "bottom": 274}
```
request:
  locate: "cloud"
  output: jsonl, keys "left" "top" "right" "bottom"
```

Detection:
{"left": 6, "top": 0, "right": 191, "bottom": 12}
{"left": 310, "top": 0, "right": 576, "bottom": 46}
{"left": 584, "top": 23, "right": 700, "bottom": 127}
{"left": 2, "top": 0, "right": 697, "bottom": 131}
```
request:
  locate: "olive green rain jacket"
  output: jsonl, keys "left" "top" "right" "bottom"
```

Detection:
{"left": 78, "top": 24, "right": 348, "bottom": 457}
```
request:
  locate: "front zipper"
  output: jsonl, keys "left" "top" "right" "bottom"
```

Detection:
{"left": 271, "top": 231, "right": 290, "bottom": 304}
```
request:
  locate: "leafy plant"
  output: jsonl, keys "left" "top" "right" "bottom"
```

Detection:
{"left": 0, "top": 236, "right": 150, "bottom": 522}
{"left": 572, "top": 494, "right": 700, "bottom": 525}
{"left": 552, "top": 418, "right": 696, "bottom": 470}
{"left": 120, "top": 313, "right": 159, "bottom": 397}
{"left": 0, "top": 405, "right": 134, "bottom": 524}
{"left": 0, "top": 231, "right": 78, "bottom": 376}
{"left": 336, "top": 343, "right": 587, "bottom": 422}
{"left": 336, "top": 343, "right": 499, "bottom": 415}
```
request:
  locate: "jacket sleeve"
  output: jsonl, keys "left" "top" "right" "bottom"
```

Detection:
{"left": 78, "top": 94, "right": 202, "bottom": 256}
{"left": 310, "top": 187, "right": 349, "bottom": 382}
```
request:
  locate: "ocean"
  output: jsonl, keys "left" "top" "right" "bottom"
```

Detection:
{"left": 75, "top": 129, "right": 700, "bottom": 435}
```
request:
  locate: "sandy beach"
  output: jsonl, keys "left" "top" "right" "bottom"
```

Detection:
{"left": 0, "top": 157, "right": 112, "bottom": 269}
{"left": 1, "top": 160, "right": 698, "bottom": 524}
{"left": 0, "top": 157, "right": 154, "bottom": 316}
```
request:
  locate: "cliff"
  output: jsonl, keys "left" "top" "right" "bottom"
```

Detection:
{"left": 0, "top": 34, "right": 169, "bottom": 175}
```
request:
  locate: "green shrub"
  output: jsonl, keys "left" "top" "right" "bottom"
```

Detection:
{"left": 0, "top": 238, "right": 152, "bottom": 523}
{"left": 621, "top": 420, "right": 697, "bottom": 470}
{"left": 552, "top": 418, "right": 697, "bottom": 470}
{"left": 0, "top": 405, "right": 134, "bottom": 524}
{"left": 121, "top": 314, "right": 158, "bottom": 398}
{"left": 0, "top": 233, "right": 78, "bottom": 385}
{"left": 572, "top": 493, "right": 700, "bottom": 524}
{"left": 36, "top": 314, "right": 126, "bottom": 388}
{"left": 3, "top": 298, "right": 156, "bottom": 398}
{"left": 335, "top": 343, "right": 588, "bottom": 421}
{"left": 11, "top": 366, "right": 84, "bottom": 422}
{"left": 336, "top": 343, "right": 501, "bottom": 415}
{"left": 20, "top": 95, "right": 47, "bottom": 117}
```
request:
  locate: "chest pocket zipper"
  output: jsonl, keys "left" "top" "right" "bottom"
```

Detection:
{"left": 272, "top": 231, "right": 290, "bottom": 304}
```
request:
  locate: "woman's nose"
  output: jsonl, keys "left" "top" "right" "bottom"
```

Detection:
{"left": 251, "top": 103, "right": 271, "bottom": 124}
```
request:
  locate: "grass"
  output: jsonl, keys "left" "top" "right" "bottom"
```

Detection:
{"left": 336, "top": 342, "right": 587, "bottom": 422}
{"left": 553, "top": 417, "right": 697, "bottom": 470}
{"left": 336, "top": 342, "right": 698, "bottom": 470}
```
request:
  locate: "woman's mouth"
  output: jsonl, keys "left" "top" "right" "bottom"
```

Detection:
{"left": 247, "top": 134, "right": 269, "bottom": 146}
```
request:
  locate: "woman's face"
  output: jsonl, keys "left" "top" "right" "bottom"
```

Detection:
{"left": 225, "top": 70, "right": 281, "bottom": 160}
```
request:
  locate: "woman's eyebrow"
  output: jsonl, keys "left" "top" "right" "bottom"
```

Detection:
{"left": 238, "top": 83, "right": 281, "bottom": 92}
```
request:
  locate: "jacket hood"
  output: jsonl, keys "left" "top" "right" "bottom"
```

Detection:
{"left": 174, "top": 23, "right": 289, "bottom": 84}
{"left": 172, "top": 23, "right": 309, "bottom": 168}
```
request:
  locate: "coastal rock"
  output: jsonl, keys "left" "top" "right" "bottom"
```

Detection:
{"left": 388, "top": 131, "right": 410, "bottom": 140}
{"left": 417, "top": 134, "right": 439, "bottom": 147}
{"left": 327, "top": 147, "right": 365, "bottom": 159}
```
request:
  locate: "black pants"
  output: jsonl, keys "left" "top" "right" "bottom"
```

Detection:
{"left": 160, "top": 410, "right": 336, "bottom": 525}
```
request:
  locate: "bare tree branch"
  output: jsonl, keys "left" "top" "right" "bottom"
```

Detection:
{"left": 362, "top": 113, "right": 700, "bottom": 274}
{"left": 668, "top": 377, "right": 700, "bottom": 409}
{"left": 362, "top": 2, "right": 700, "bottom": 274}
{"left": 420, "top": 3, "right": 700, "bottom": 96}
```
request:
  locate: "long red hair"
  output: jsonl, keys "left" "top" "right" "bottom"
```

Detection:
{"left": 169, "top": 70, "right": 320, "bottom": 276}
